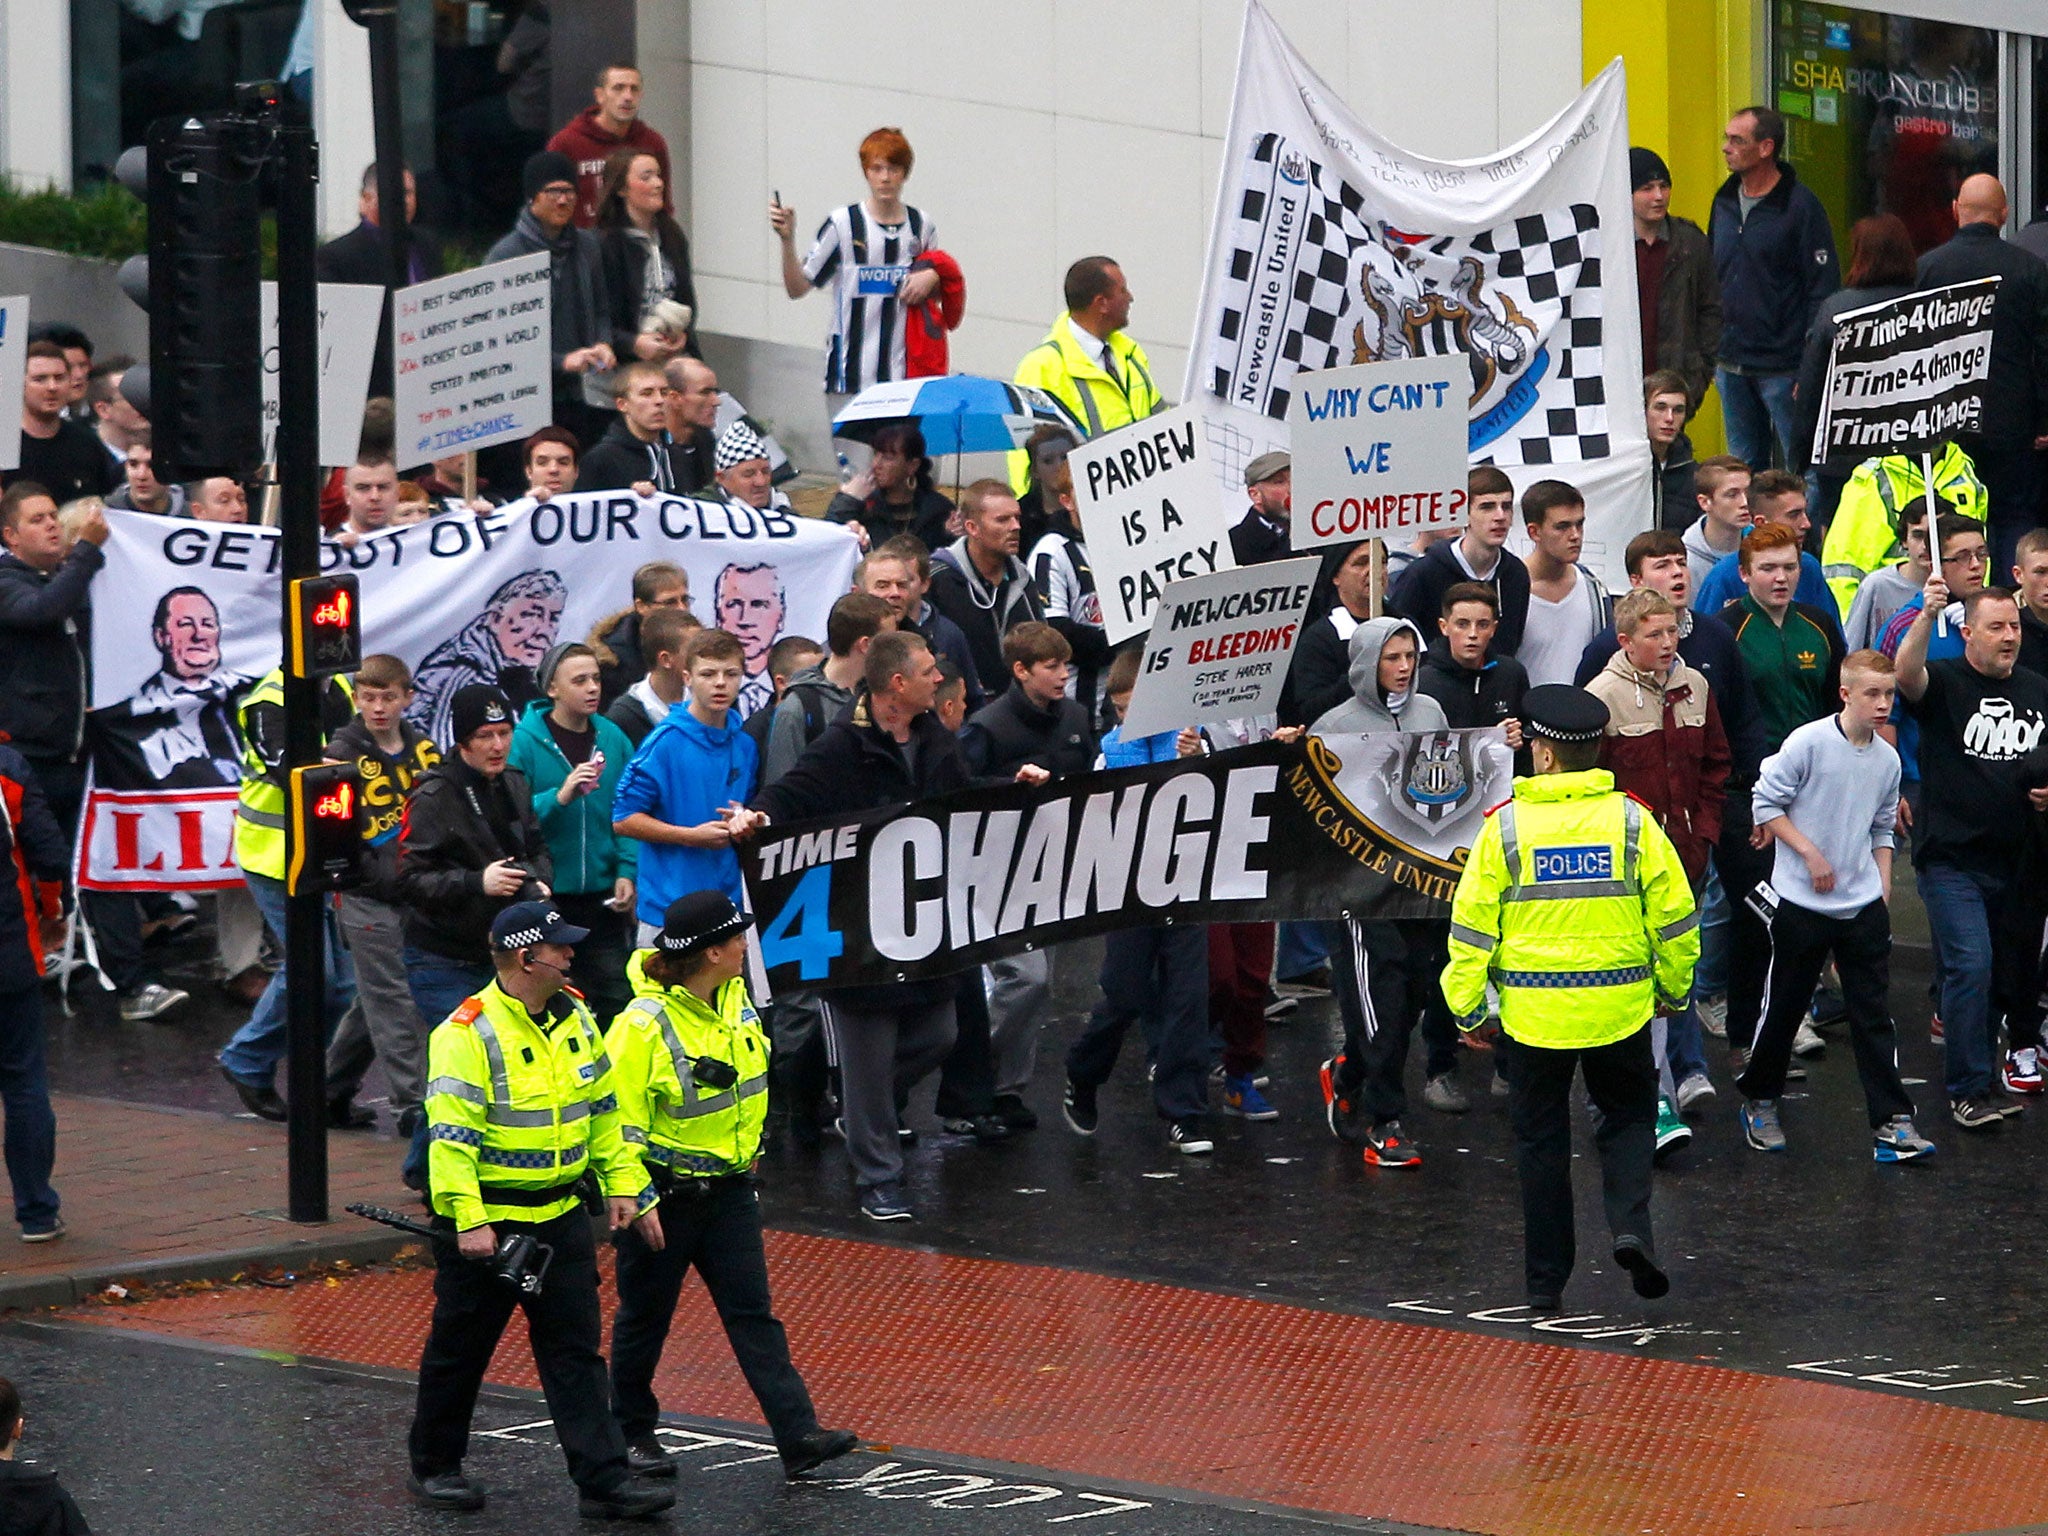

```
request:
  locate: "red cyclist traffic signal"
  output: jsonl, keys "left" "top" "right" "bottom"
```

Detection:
{"left": 288, "top": 762, "right": 363, "bottom": 896}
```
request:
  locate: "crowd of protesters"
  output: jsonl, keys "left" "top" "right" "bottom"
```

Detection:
{"left": 0, "top": 82, "right": 2042, "bottom": 1283}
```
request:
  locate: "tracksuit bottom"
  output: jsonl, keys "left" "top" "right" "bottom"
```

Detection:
{"left": 1501, "top": 1026, "right": 1656, "bottom": 1301}
{"left": 410, "top": 1208, "right": 631, "bottom": 1497}
{"left": 610, "top": 1175, "right": 821, "bottom": 1448}
{"left": 1737, "top": 896, "right": 1912, "bottom": 1124}
{"left": 1065, "top": 925, "right": 1209, "bottom": 1122}
{"left": 824, "top": 995, "right": 956, "bottom": 1190}
{"left": 1330, "top": 917, "right": 1456, "bottom": 1126}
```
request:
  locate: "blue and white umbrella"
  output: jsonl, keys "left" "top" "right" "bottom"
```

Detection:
{"left": 831, "top": 375, "right": 1079, "bottom": 456}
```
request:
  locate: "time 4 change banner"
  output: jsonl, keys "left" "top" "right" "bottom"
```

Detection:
{"left": 742, "top": 730, "right": 1511, "bottom": 991}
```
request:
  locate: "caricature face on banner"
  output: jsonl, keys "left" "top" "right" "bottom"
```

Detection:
{"left": 81, "top": 495, "right": 862, "bottom": 890}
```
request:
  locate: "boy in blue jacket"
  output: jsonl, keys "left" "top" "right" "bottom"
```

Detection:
{"left": 510, "top": 642, "right": 639, "bottom": 1025}
{"left": 1059, "top": 648, "right": 1215, "bottom": 1154}
{"left": 613, "top": 629, "right": 758, "bottom": 942}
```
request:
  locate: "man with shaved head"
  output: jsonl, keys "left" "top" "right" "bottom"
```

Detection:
{"left": 1917, "top": 173, "right": 2048, "bottom": 575}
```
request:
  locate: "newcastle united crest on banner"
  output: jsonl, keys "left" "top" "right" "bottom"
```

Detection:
{"left": 1283, "top": 729, "right": 1512, "bottom": 902}
{"left": 1211, "top": 132, "right": 1606, "bottom": 467}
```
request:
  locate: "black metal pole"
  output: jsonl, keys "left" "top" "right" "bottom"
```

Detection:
{"left": 364, "top": 7, "right": 413, "bottom": 345}
{"left": 276, "top": 118, "right": 328, "bottom": 1224}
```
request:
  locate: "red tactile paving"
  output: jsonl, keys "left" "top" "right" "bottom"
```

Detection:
{"left": 73, "top": 1229, "right": 2048, "bottom": 1535}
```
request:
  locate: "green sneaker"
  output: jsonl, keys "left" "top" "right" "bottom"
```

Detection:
{"left": 1653, "top": 1095, "right": 1693, "bottom": 1163}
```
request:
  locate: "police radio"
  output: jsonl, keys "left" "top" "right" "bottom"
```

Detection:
{"left": 289, "top": 573, "right": 362, "bottom": 679}
{"left": 287, "top": 761, "right": 364, "bottom": 896}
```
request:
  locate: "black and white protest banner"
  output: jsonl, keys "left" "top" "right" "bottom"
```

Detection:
{"left": 0, "top": 294, "right": 25, "bottom": 472}
{"left": 392, "top": 253, "right": 552, "bottom": 468}
{"left": 1288, "top": 356, "right": 1470, "bottom": 549}
{"left": 260, "top": 281, "right": 385, "bottom": 465}
{"left": 1070, "top": 402, "right": 1237, "bottom": 644}
{"left": 1119, "top": 557, "right": 1318, "bottom": 740}
{"left": 1808, "top": 278, "right": 1998, "bottom": 467}
{"left": 1185, "top": 2, "right": 1646, "bottom": 585}
{"left": 79, "top": 496, "right": 860, "bottom": 891}
{"left": 742, "top": 728, "right": 1511, "bottom": 990}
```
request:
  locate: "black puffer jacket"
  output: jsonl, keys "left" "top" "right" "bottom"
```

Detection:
{"left": 0, "top": 543, "right": 101, "bottom": 764}
{"left": 396, "top": 756, "right": 552, "bottom": 963}
{"left": 959, "top": 682, "right": 1091, "bottom": 782}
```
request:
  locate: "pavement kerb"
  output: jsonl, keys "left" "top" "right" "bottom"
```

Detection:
{"left": 0, "top": 1227, "right": 416, "bottom": 1312}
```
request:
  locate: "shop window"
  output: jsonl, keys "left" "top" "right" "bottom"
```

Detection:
{"left": 1771, "top": 3, "right": 1998, "bottom": 255}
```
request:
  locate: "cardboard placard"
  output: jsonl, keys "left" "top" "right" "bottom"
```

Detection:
{"left": 1070, "top": 402, "right": 1238, "bottom": 644}
{"left": 259, "top": 281, "right": 385, "bottom": 466}
{"left": 392, "top": 253, "right": 552, "bottom": 468}
{"left": 1119, "top": 557, "right": 1319, "bottom": 739}
{"left": 1287, "top": 355, "right": 1469, "bottom": 549}
{"left": 0, "top": 295, "right": 25, "bottom": 472}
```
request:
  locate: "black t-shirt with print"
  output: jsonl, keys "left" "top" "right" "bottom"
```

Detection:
{"left": 1911, "top": 656, "right": 2048, "bottom": 878}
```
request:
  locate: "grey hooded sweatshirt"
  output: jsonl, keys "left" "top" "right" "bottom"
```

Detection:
{"left": 1310, "top": 616, "right": 1451, "bottom": 736}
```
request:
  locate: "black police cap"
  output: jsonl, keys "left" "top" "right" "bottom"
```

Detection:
{"left": 1522, "top": 684, "right": 1610, "bottom": 744}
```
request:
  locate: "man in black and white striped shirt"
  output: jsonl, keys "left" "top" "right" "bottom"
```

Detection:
{"left": 768, "top": 128, "right": 939, "bottom": 415}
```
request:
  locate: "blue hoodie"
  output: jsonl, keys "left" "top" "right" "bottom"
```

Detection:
{"left": 1099, "top": 721, "right": 1181, "bottom": 769}
{"left": 612, "top": 704, "right": 758, "bottom": 922}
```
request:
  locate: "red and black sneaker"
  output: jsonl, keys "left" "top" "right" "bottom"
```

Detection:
{"left": 1363, "top": 1120, "right": 1422, "bottom": 1169}
{"left": 1319, "top": 1055, "right": 1359, "bottom": 1142}
{"left": 2005, "top": 1047, "right": 2043, "bottom": 1095}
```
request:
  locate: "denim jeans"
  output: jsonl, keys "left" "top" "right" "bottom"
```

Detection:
{"left": 0, "top": 983, "right": 58, "bottom": 1231}
{"left": 1916, "top": 860, "right": 2000, "bottom": 1100}
{"left": 1695, "top": 860, "right": 1728, "bottom": 999}
{"left": 1275, "top": 920, "right": 1332, "bottom": 981}
{"left": 1715, "top": 367, "right": 1800, "bottom": 471}
{"left": 218, "top": 872, "right": 358, "bottom": 1086}
{"left": 401, "top": 947, "right": 495, "bottom": 1188}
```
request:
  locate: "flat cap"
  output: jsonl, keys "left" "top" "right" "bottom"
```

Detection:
{"left": 1522, "top": 683, "right": 1609, "bottom": 744}
{"left": 1244, "top": 450, "right": 1290, "bottom": 487}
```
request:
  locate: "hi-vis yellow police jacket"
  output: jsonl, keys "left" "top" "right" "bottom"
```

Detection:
{"left": 1442, "top": 770, "right": 1698, "bottom": 1051}
{"left": 424, "top": 978, "right": 652, "bottom": 1229}
{"left": 1820, "top": 441, "right": 1984, "bottom": 620}
{"left": 1009, "top": 315, "right": 1165, "bottom": 491}
{"left": 606, "top": 950, "right": 772, "bottom": 1179}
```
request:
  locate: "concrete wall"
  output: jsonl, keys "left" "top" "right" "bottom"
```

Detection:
{"left": 634, "top": 0, "right": 1582, "bottom": 409}
{"left": 0, "top": 242, "right": 147, "bottom": 359}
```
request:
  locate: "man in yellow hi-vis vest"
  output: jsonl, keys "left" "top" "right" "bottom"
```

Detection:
{"left": 408, "top": 901, "right": 671, "bottom": 1521}
{"left": 215, "top": 668, "right": 358, "bottom": 1122}
{"left": 1010, "top": 256, "right": 1164, "bottom": 491}
{"left": 1443, "top": 684, "right": 1699, "bottom": 1312}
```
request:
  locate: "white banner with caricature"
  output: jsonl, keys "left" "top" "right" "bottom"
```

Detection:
{"left": 80, "top": 496, "right": 860, "bottom": 890}
{"left": 1187, "top": 2, "right": 1650, "bottom": 584}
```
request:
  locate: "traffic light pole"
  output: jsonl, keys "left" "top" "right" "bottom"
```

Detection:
{"left": 275, "top": 119, "right": 328, "bottom": 1224}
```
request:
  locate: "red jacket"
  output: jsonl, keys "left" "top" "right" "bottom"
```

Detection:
{"left": 904, "top": 249, "right": 966, "bottom": 378}
{"left": 546, "top": 109, "right": 673, "bottom": 228}
{"left": 1585, "top": 651, "right": 1729, "bottom": 883}
{"left": 0, "top": 744, "right": 66, "bottom": 988}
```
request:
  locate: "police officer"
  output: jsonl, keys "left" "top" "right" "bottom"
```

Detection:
{"left": 606, "top": 891, "right": 860, "bottom": 1479}
{"left": 1442, "top": 685, "right": 1699, "bottom": 1311}
{"left": 408, "top": 902, "right": 673, "bottom": 1522}
{"left": 216, "top": 666, "right": 358, "bottom": 1121}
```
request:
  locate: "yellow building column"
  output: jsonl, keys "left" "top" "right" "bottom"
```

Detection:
{"left": 1582, "top": 0, "right": 1763, "bottom": 454}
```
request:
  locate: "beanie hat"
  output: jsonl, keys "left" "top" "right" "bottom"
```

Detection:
{"left": 715, "top": 421, "right": 769, "bottom": 472}
{"left": 1629, "top": 147, "right": 1671, "bottom": 192}
{"left": 449, "top": 684, "right": 513, "bottom": 744}
{"left": 522, "top": 150, "right": 579, "bottom": 202}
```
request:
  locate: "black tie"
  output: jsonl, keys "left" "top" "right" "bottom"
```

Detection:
{"left": 1100, "top": 348, "right": 1119, "bottom": 390}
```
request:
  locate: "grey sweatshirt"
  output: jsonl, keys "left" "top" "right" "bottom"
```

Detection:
{"left": 1310, "top": 616, "right": 1451, "bottom": 736}
{"left": 1751, "top": 715, "right": 1900, "bottom": 915}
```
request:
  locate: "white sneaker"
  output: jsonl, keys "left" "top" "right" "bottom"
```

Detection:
{"left": 1696, "top": 994, "right": 1728, "bottom": 1038}
{"left": 1792, "top": 1016, "right": 1827, "bottom": 1058}
{"left": 119, "top": 982, "right": 189, "bottom": 1022}
{"left": 1675, "top": 1072, "right": 1717, "bottom": 1112}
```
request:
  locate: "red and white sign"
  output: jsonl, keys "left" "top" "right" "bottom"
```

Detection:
{"left": 77, "top": 785, "right": 243, "bottom": 892}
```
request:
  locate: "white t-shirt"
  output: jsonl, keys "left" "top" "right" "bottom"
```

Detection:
{"left": 1518, "top": 572, "right": 1601, "bottom": 686}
